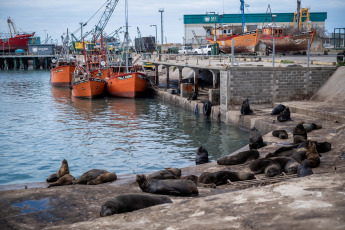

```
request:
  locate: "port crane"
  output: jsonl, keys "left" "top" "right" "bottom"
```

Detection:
{"left": 71, "top": 0, "right": 119, "bottom": 43}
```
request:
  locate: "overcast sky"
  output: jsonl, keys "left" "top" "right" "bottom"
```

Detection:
{"left": 0, "top": 0, "right": 344, "bottom": 44}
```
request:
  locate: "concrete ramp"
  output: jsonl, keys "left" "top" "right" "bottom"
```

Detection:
{"left": 311, "top": 66, "right": 345, "bottom": 104}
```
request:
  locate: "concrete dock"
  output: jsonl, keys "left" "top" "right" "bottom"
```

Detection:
{"left": 0, "top": 60, "right": 344, "bottom": 230}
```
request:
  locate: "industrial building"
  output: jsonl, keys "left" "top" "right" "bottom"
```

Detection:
{"left": 183, "top": 12, "right": 327, "bottom": 45}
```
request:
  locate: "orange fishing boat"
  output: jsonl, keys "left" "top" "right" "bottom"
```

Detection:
{"left": 107, "top": 71, "right": 147, "bottom": 98}
{"left": 50, "top": 31, "right": 76, "bottom": 87}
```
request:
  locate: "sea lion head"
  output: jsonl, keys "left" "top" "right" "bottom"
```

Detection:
{"left": 136, "top": 174, "right": 147, "bottom": 184}
{"left": 62, "top": 159, "right": 67, "bottom": 164}
{"left": 100, "top": 201, "right": 116, "bottom": 217}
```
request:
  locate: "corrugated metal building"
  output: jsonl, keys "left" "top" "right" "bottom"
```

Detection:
{"left": 184, "top": 12, "right": 327, "bottom": 44}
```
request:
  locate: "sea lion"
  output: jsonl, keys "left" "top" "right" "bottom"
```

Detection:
{"left": 72, "top": 169, "right": 109, "bottom": 184}
{"left": 198, "top": 171, "right": 254, "bottom": 185}
{"left": 271, "top": 104, "right": 286, "bottom": 115}
{"left": 249, "top": 158, "right": 276, "bottom": 174}
{"left": 136, "top": 174, "right": 198, "bottom": 196}
{"left": 264, "top": 163, "right": 282, "bottom": 177}
{"left": 47, "top": 174, "right": 75, "bottom": 188}
{"left": 147, "top": 168, "right": 181, "bottom": 180}
{"left": 46, "top": 159, "right": 70, "bottom": 183}
{"left": 270, "top": 157, "right": 300, "bottom": 174}
{"left": 181, "top": 175, "right": 199, "bottom": 183}
{"left": 297, "top": 160, "right": 314, "bottom": 177}
{"left": 249, "top": 127, "right": 267, "bottom": 150}
{"left": 100, "top": 194, "right": 172, "bottom": 217}
{"left": 306, "top": 141, "right": 320, "bottom": 168}
{"left": 302, "top": 123, "right": 322, "bottom": 133}
{"left": 217, "top": 150, "right": 259, "bottom": 165}
{"left": 277, "top": 107, "right": 293, "bottom": 122}
{"left": 241, "top": 98, "right": 254, "bottom": 115}
{"left": 293, "top": 123, "right": 308, "bottom": 144}
{"left": 316, "top": 142, "right": 331, "bottom": 153}
{"left": 196, "top": 146, "right": 209, "bottom": 165}
{"left": 272, "top": 130, "right": 288, "bottom": 139}
{"left": 87, "top": 172, "right": 117, "bottom": 185}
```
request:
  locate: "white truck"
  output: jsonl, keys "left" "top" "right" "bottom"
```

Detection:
{"left": 193, "top": 44, "right": 212, "bottom": 55}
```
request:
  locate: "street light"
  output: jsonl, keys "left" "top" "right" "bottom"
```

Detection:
{"left": 158, "top": 8, "right": 164, "bottom": 46}
{"left": 206, "top": 12, "right": 217, "bottom": 43}
{"left": 150, "top": 25, "right": 157, "bottom": 51}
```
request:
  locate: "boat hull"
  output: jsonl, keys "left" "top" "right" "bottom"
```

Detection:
{"left": 0, "top": 34, "right": 34, "bottom": 52}
{"left": 106, "top": 72, "right": 147, "bottom": 98}
{"left": 260, "top": 31, "right": 315, "bottom": 52}
{"left": 207, "top": 30, "right": 261, "bottom": 53}
{"left": 71, "top": 78, "right": 106, "bottom": 99}
{"left": 50, "top": 65, "right": 76, "bottom": 87}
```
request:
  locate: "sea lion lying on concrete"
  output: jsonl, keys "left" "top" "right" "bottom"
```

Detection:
{"left": 196, "top": 146, "right": 209, "bottom": 165}
{"left": 297, "top": 160, "right": 314, "bottom": 177}
{"left": 269, "top": 157, "right": 300, "bottom": 174}
{"left": 46, "top": 159, "right": 70, "bottom": 183}
{"left": 293, "top": 123, "right": 308, "bottom": 144}
{"left": 297, "top": 141, "right": 331, "bottom": 155}
{"left": 217, "top": 150, "right": 259, "bottom": 165}
{"left": 136, "top": 174, "right": 198, "bottom": 196}
{"left": 147, "top": 168, "right": 181, "bottom": 180}
{"left": 264, "top": 163, "right": 282, "bottom": 177}
{"left": 100, "top": 194, "right": 172, "bottom": 217}
{"left": 265, "top": 145, "right": 306, "bottom": 163}
{"left": 87, "top": 172, "right": 117, "bottom": 185}
{"left": 277, "top": 107, "right": 293, "bottom": 122}
{"left": 198, "top": 171, "right": 255, "bottom": 186}
{"left": 249, "top": 157, "right": 297, "bottom": 177}
{"left": 249, "top": 127, "right": 267, "bottom": 150}
{"left": 47, "top": 174, "right": 75, "bottom": 188}
{"left": 272, "top": 130, "right": 288, "bottom": 139}
{"left": 271, "top": 104, "right": 286, "bottom": 115}
{"left": 241, "top": 98, "right": 254, "bottom": 115}
{"left": 72, "top": 169, "right": 110, "bottom": 185}
{"left": 302, "top": 123, "right": 322, "bottom": 133}
{"left": 305, "top": 141, "right": 320, "bottom": 168}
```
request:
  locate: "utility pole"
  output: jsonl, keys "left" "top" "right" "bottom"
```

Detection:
{"left": 297, "top": 0, "right": 301, "bottom": 33}
{"left": 150, "top": 25, "right": 157, "bottom": 48}
{"left": 159, "top": 8, "right": 164, "bottom": 46}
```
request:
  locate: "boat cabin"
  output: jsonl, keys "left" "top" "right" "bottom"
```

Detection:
{"left": 262, "top": 27, "right": 284, "bottom": 37}
{"left": 210, "top": 25, "right": 233, "bottom": 38}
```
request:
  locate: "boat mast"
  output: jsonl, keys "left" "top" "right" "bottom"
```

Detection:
{"left": 125, "top": 0, "right": 129, "bottom": 73}
{"left": 240, "top": 0, "right": 245, "bottom": 33}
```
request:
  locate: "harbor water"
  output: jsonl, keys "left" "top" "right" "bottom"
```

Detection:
{"left": 0, "top": 70, "right": 249, "bottom": 185}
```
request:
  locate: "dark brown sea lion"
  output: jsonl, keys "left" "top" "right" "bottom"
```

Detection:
{"left": 181, "top": 175, "right": 199, "bottom": 183}
{"left": 217, "top": 150, "right": 259, "bottom": 165}
{"left": 297, "top": 160, "right": 314, "bottom": 177}
{"left": 198, "top": 171, "right": 254, "bottom": 186}
{"left": 293, "top": 123, "right": 308, "bottom": 144}
{"left": 277, "top": 107, "right": 293, "bottom": 122}
{"left": 241, "top": 98, "right": 254, "bottom": 115}
{"left": 249, "top": 127, "right": 267, "bottom": 150}
{"left": 265, "top": 145, "right": 306, "bottom": 163}
{"left": 47, "top": 174, "right": 75, "bottom": 188}
{"left": 264, "top": 163, "right": 282, "bottom": 177}
{"left": 270, "top": 157, "right": 300, "bottom": 174}
{"left": 87, "top": 172, "right": 117, "bottom": 185}
{"left": 72, "top": 169, "right": 109, "bottom": 184}
{"left": 136, "top": 174, "right": 198, "bottom": 196}
{"left": 316, "top": 142, "right": 331, "bottom": 153}
{"left": 196, "top": 146, "right": 209, "bottom": 165}
{"left": 100, "top": 194, "right": 172, "bottom": 217}
{"left": 46, "top": 159, "right": 70, "bottom": 183}
{"left": 271, "top": 104, "right": 286, "bottom": 115}
{"left": 147, "top": 168, "right": 181, "bottom": 180}
{"left": 306, "top": 141, "right": 320, "bottom": 168}
{"left": 302, "top": 123, "right": 322, "bottom": 133}
{"left": 272, "top": 130, "right": 288, "bottom": 139}
{"left": 249, "top": 158, "right": 276, "bottom": 174}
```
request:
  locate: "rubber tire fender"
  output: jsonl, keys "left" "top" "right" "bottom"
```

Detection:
{"left": 203, "top": 100, "right": 212, "bottom": 116}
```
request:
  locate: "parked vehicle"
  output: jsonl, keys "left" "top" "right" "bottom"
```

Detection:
{"left": 193, "top": 45, "right": 212, "bottom": 55}
{"left": 178, "top": 46, "right": 193, "bottom": 54}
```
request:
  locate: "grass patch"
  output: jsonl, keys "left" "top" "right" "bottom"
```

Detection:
{"left": 280, "top": 60, "right": 295, "bottom": 64}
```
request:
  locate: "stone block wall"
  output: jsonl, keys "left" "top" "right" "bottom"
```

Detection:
{"left": 220, "top": 67, "right": 336, "bottom": 111}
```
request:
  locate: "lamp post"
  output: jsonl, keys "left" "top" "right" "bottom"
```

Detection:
{"left": 158, "top": 8, "right": 164, "bottom": 46}
{"left": 150, "top": 25, "right": 157, "bottom": 51}
{"left": 206, "top": 12, "right": 217, "bottom": 43}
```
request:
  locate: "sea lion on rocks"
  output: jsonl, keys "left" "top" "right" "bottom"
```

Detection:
{"left": 198, "top": 171, "right": 255, "bottom": 186}
{"left": 293, "top": 123, "right": 308, "bottom": 144}
{"left": 72, "top": 169, "right": 109, "bottom": 184}
{"left": 100, "top": 194, "right": 172, "bottom": 217}
{"left": 277, "top": 107, "right": 293, "bottom": 122}
{"left": 241, "top": 98, "right": 254, "bottom": 115}
{"left": 297, "top": 160, "right": 314, "bottom": 177}
{"left": 46, "top": 159, "right": 70, "bottom": 183}
{"left": 271, "top": 104, "right": 286, "bottom": 115}
{"left": 47, "top": 174, "right": 75, "bottom": 188}
{"left": 147, "top": 168, "right": 181, "bottom": 180}
{"left": 272, "top": 130, "right": 289, "bottom": 139}
{"left": 196, "top": 146, "right": 209, "bottom": 165}
{"left": 217, "top": 150, "right": 259, "bottom": 165}
{"left": 302, "top": 123, "right": 322, "bottom": 133}
{"left": 306, "top": 141, "right": 320, "bottom": 168}
{"left": 136, "top": 174, "right": 198, "bottom": 196}
{"left": 87, "top": 172, "right": 117, "bottom": 185}
{"left": 249, "top": 127, "right": 267, "bottom": 150}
